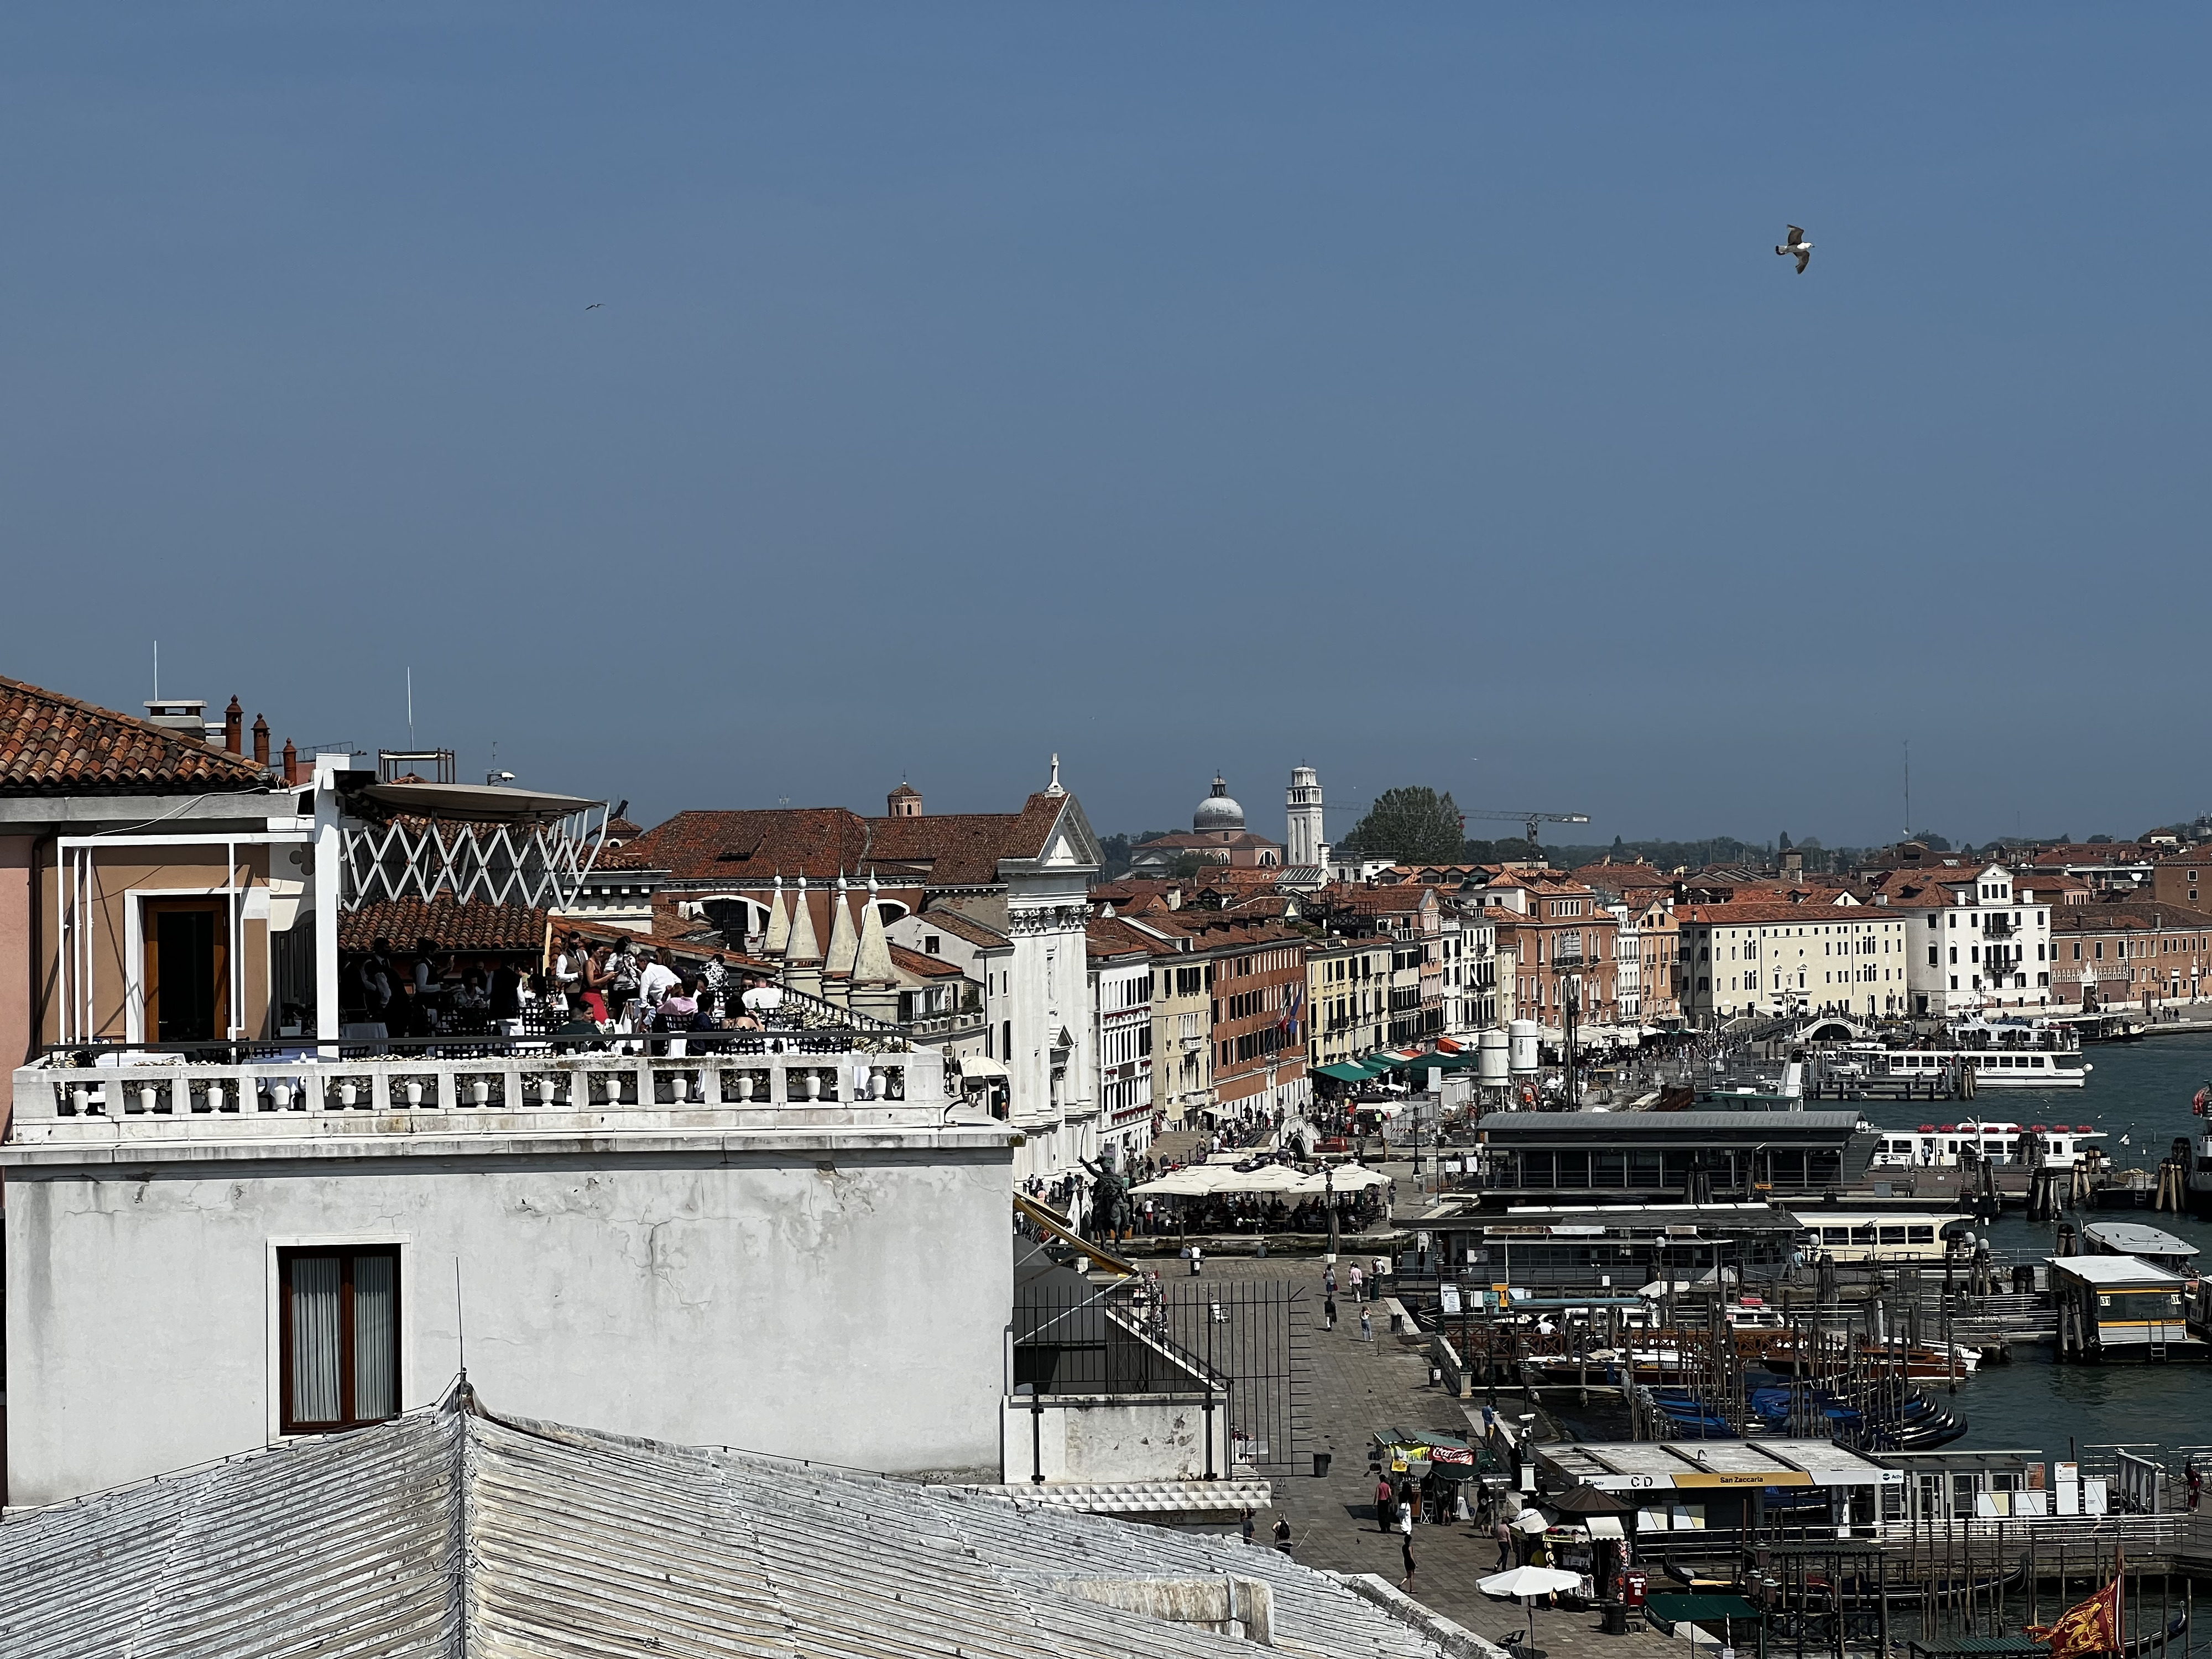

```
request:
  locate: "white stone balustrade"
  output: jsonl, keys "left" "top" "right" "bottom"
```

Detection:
{"left": 11, "top": 1044, "right": 951, "bottom": 1142}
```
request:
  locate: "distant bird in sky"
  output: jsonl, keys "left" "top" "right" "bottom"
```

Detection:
{"left": 585, "top": 302, "right": 602, "bottom": 310}
{"left": 1775, "top": 226, "right": 1813, "bottom": 274}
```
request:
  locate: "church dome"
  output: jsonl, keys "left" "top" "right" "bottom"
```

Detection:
{"left": 1194, "top": 774, "right": 1245, "bottom": 832}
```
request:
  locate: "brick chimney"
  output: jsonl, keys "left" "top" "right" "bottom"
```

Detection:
{"left": 252, "top": 713, "right": 270, "bottom": 766}
{"left": 224, "top": 696, "right": 244, "bottom": 754}
{"left": 281, "top": 739, "right": 300, "bottom": 786}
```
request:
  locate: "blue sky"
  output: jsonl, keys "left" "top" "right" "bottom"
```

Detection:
{"left": 4, "top": 7, "right": 2205, "bottom": 847}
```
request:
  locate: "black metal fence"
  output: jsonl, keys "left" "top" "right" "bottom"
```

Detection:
{"left": 1012, "top": 1277, "right": 1307, "bottom": 1473}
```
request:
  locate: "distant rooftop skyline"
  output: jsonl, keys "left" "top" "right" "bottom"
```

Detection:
{"left": 7, "top": 7, "right": 2206, "bottom": 845}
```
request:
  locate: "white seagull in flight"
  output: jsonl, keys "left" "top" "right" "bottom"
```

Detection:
{"left": 1776, "top": 226, "right": 1813, "bottom": 274}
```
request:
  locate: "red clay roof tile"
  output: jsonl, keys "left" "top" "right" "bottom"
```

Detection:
{"left": 0, "top": 674, "right": 271, "bottom": 794}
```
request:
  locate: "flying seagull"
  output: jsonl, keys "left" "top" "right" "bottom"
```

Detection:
{"left": 585, "top": 302, "right": 602, "bottom": 310}
{"left": 1775, "top": 226, "right": 1812, "bottom": 274}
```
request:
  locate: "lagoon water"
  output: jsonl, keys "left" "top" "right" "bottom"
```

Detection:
{"left": 1855, "top": 1032, "right": 2212, "bottom": 1472}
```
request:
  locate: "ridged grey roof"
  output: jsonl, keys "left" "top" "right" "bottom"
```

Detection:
{"left": 2, "top": 1391, "right": 1453, "bottom": 1659}
{"left": 1478, "top": 1109, "right": 1869, "bottom": 1138}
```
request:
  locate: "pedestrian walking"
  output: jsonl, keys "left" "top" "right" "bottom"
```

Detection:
{"left": 1324, "top": 1264, "right": 1337, "bottom": 1296}
{"left": 1324, "top": 1293, "right": 1338, "bottom": 1331}
{"left": 1400, "top": 1531, "right": 1417, "bottom": 1594}
{"left": 1375, "top": 1475, "right": 1395, "bottom": 1532}
{"left": 1349, "top": 1264, "right": 1364, "bottom": 1303}
{"left": 1493, "top": 1515, "right": 1514, "bottom": 1570}
{"left": 1360, "top": 1308, "right": 1373, "bottom": 1343}
{"left": 1273, "top": 1516, "right": 1293, "bottom": 1555}
{"left": 1240, "top": 1506, "right": 1256, "bottom": 1545}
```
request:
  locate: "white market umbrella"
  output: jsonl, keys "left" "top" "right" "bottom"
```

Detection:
{"left": 1510, "top": 1509, "right": 1551, "bottom": 1533}
{"left": 1330, "top": 1166, "right": 1392, "bottom": 1192}
{"left": 1215, "top": 1163, "right": 1306, "bottom": 1194}
{"left": 1131, "top": 1168, "right": 1214, "bottom": 1197}
{"left": 1478, "top": 1564, "right": 1583, "bottom": 1656}
{"left": 1481, "top": 1565, "right": 1580, "bottom": 1595}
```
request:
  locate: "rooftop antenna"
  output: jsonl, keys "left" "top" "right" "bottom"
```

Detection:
{"left": 455, "top": 1259, "right": 467, "bottom": 1384}
{"left": 406, "top": 667, "right": 415, "bottom": 749}
{"left": 1904, "top": 740, "right": 1912, "bottom": 841}
{"left": 152, "top": 639, "right": 159, "bottom": 701}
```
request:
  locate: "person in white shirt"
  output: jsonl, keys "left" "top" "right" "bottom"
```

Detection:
{"left": 550, "top": 932, "right": 586, "bottom": 1014}
{"left": 635, "top": 948, "right": 681, "bottom": 1011}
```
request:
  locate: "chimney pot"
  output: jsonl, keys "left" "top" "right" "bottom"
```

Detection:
{"left": 281, "top": 739, "right": 300, "bottom": 786}
{"left": 224, "top": 696, "right": 244, "bottom": 753}
{"left": 252, "top": 714, "right": 271, "bottom": 766}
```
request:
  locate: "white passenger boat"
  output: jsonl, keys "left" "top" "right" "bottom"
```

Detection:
{"left": 1871, "top": 1046, "right": 2093, "bottom": 1088}
{"left": 1870, "top": 1119, "right": 2106, "bottom": 1170}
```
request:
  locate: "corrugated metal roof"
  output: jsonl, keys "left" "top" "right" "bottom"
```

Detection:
{"left": 1478, "top": 1110, "right": 1867, "bottom": 1137}
{"left": 2, "top": 1392, "right": 1455, "bottom": 1659}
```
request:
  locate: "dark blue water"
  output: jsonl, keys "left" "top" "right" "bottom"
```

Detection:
{"left": 1856, "top": 1034, "right": 2212, "bottom": 1472}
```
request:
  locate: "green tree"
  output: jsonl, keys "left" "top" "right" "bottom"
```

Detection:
{"left": 1339, "top": 786, "right": 1465, "bottom": 863}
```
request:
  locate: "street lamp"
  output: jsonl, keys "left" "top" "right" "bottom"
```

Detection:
{"left": 1326, "top": 1164, "right": 1338, "bottom": 1260}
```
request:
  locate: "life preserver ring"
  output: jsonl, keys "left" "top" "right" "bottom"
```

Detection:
{"left": 1520, "top": 1083, "right": 1537, "bottom": 1108}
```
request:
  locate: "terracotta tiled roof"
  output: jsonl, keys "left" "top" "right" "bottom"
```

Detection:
{"left": 914, "top": 906, "right": 1011, "bottom": 950}
{"left": 1087, "top": 915, "right": 1165, "bottom": 959}
{"left": 629, "top": 794, "right": 1074, "bottom": 888}
{"left": 337, "top": 898, "right": 550, "bottom": 954}
{"left": 889, "top": 942, "right": 967, "bottom": 978}
{"left": 0, "top": 674, "right": 272, "bottom": 795}
{"left": 1676, "top": 902, "right": 1908, "bottom": 926}
{"left": 2050, "top": 903, "right": 2212, "bottom": 935}
{"left": 1327, "top": 886, "right": 1439, "bottom": 914}
{"left": 2031, "top": 844, "right": 2151, "bottom": 865}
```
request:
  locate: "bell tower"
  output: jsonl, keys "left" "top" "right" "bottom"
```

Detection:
{"left": 1286, "top": 765, "right": 1324, "bottom": 867}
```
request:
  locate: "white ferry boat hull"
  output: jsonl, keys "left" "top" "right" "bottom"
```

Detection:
{"left": 1870, "top": 1119, "right": 2105, "bottom": 1171}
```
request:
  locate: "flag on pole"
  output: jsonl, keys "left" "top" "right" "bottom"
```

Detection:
{"left": 2025, "top": 1574, "right": 2119, "bottom": 1659}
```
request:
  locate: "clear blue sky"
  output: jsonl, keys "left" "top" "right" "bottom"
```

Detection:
{"left": 5, "top": 7, "right": 2204, "bottom": 848}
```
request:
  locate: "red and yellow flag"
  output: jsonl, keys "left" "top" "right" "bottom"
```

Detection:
{"left": 2026, "top": 1575, "right": 2119, "bottom": 1659}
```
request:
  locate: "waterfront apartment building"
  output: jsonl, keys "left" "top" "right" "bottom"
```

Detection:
{"left": 1084, "top": 917, "right": 1156, "bottom": 1161}
{"left": 2049, "top": 901, "right": 2212, "bottom": 1011}
{"left": 2152, "top": 853, "right": 2212, "bottom": 911}
{"left": 1677, "top": 902, "right": 1916, "bottom": 1024}
{"left": 1199, "top": 921, "right": 1310, "bottom": 1119}
{"left": 1886, "top": 863, "right": 2057, "bottom": 1016}
{"left": 1305, "top": 932, "right": 1398, "bottom": 1070}
{"left": 1469, "top": 869, "right": 1620, "bottom": 1029}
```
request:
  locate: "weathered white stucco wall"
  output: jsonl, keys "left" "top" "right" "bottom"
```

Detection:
{"left": 999, "top": 1391, "right": 1226, "bottom": 1484}
{"left": 7, "top": 1145, "right": 1013, "bottom": 1505}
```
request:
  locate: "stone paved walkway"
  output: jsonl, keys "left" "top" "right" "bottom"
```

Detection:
{"left": 1194, "top": 1256, "right": 1687, "bottom": 1659}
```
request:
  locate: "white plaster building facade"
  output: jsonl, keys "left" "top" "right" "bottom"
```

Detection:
{"left": 4, "top": 1044, "right": 1014, "bottom": 1506}
{"left": 1677, "top": 902, "right": 1916, "bottom": 1024}
{"left": 1895, "top": 863, "right": 2056, "bottom": 1017}
{"left": 1087, "top": 940, "right": 1154, "bottom": 1164}
{"left": 1609, "top": 901, "right": 1642, "bottom": 1020}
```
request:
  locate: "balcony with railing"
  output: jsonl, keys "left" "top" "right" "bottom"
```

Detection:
{"left": 10, "top": 1012, "right": 968, "bottom": 1155}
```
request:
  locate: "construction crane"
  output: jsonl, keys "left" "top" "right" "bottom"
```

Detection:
{"left": 1459, "top": 808, "right": 1592, "bottom": 852}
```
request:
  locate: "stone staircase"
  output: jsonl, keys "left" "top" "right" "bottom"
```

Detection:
{"left": 1146, "top": 1127, "right": 1212, "bottom": 1168}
